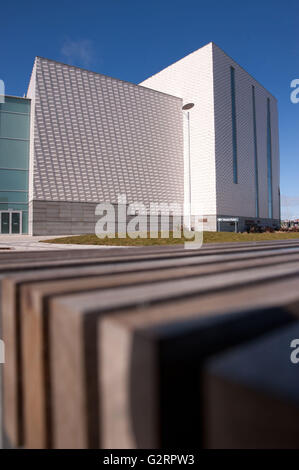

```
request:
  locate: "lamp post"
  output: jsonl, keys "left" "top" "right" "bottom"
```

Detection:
{"left": 182, "top": 103, "right": 195, "bottom": 231}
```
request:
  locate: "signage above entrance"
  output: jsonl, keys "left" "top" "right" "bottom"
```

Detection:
{"left": 217, "top": 218, "right": 239, "bottom": 222}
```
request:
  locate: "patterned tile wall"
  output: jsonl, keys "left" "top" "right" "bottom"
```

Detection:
{"left": 27, "top": 58, "right": 184, "bottom": 210}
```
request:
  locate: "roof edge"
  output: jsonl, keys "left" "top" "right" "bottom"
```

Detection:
{"left": 30, "top": 56, "right": 182, "bottom": 102}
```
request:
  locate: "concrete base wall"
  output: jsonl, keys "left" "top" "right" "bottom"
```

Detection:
{"left": 29, "top": 201, "right": 281, "bottom": 235}
{"left": 29, "top": 200, "right": 185, "bottom": 236}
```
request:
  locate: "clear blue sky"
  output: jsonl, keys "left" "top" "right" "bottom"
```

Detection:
{"left": 1, "top": 0, "right": 298, "bottom": 218}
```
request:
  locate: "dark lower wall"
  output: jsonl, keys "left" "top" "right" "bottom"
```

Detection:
{"left": 194, "top": 215, "right": 280, "bottom": 233}
{"left": 29, "top": 201, "right": 281, "bottom": 235}
{"left": 29, "top": 200, "right": 102, "bottom": 235}
{"left": 29, "top": 200, "right": 184, "bottom": 236}
{"left": 215, "top": 215, "right": 281, "bottom": 233}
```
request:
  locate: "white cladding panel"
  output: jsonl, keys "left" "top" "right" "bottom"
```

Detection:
{"left": 140, "top": 43, "right": 216, "bottom": 216}
{"left": 26, "top": 60, "right": 37, "bottom": 233}
{"left": 141, "top": 42, "right": 280, "bottom": 222}
{"left": 28, "top": 57, "right": 184, "bottom": 208}
{"left": 270, "top": 99, "right": 280, "bottom": 220}
{"left": 212, "top": 43, "right": 280, "bottom": 219}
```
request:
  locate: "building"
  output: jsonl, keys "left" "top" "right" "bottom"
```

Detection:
{"left": 0, "top": 96, "right": 30, "bottom": 234}
{"left": 141, "top": 42, "right": 280, "bottom": 232}
{"left": 0, "top": 42, "right": 280, "bottom": 235}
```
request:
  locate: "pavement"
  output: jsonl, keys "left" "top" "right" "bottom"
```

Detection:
{"left": 0, "top": 235, "right": 127, "bottom": 251}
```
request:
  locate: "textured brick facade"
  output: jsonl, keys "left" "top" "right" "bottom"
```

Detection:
{"left": 26, "top": 44, "right": 280, "bottom": 235}
{"left": 27, "top": 58, "right": 184, "bottom": 234}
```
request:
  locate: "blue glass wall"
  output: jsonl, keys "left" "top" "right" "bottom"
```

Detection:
{"left": 0, "top": 96, "right": 30, "bottom": 233}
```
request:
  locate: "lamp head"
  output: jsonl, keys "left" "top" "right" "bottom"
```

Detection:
{"left": 182, "top": 103, "right": 195, "bottom": 111}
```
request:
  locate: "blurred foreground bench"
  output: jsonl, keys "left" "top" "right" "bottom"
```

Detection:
{"left": 1, "top": 240, "right": 299, "bottom": 449}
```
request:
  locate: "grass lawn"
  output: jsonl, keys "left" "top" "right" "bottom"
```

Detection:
{"left": 41, "top": 231, "right": 299, "bottom": 246}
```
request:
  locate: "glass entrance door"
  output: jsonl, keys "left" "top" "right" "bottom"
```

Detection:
{"left": 0, "top": 211, "right": 22, "bottom": 234}
{"left": 1, "top": 212, "right": 10, "bottom": 234}
{"left": 11, "top": 212, "right": 21, "bottom": 234}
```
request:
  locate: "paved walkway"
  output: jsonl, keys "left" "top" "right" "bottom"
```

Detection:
{"left": 0, "top": 235, "right": 127, "bottom": 251}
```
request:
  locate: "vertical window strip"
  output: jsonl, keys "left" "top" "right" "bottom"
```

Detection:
{"left": 252, "top": 86, "right": 259, "bottom": 217}
{"left": 267, "top": 98, "right": 273, "bottom": 219}
{"left": 230, "top": 66, "right": 238, "bottom": 184}
{"left": 278, "top": 187, "right": 281, "bottom": 222}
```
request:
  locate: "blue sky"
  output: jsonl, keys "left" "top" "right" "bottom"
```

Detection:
{"left": 1, "top": 0, "right": 298, "bottom": 218}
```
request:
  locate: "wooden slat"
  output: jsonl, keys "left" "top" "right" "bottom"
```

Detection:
{"left": 98, "top": 278, "right": 299, "bottom": 449}
{"left": 1, "top": 239, "right": 299, "bottom": 273}
{"left": 203, "top": 322, "right": 299, "bottom": 449}
{"left": 49, "top": 263, "right": 299, "bottom": 448}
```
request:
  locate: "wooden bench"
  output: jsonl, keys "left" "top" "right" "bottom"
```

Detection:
{"left": 4, "top": 243, "right": 299, "bottom": 446}
{"left": 1, "top": 240, "right": 299, "bottom": 449}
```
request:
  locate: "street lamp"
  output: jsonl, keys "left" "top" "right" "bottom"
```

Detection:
{"left": 182, "top": 103, "right": 195, "bottom": 231}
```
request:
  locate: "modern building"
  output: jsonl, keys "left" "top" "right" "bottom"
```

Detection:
{"left": 141, "top": 42, "right": 280, "bottom": 232}
{"left": 0, "top": 42, "right": 280, "bottom": 235}
{"left": 0, "top": 96, "right": 30, "bottom": 234}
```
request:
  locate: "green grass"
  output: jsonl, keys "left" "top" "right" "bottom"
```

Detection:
{"left": 41, "top": 231, "right": 299, "bottom": 246}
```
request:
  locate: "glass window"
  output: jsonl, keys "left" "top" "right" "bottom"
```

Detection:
{"left": 0, "top": 210, "right": 28, "bottom": 234}
{"left": 0, "top": 112, "right": 30, "bottom": 140}
{"left": 22, "top": 210, "right": 28, "bottom": 234}
{"left": 0, "top": 169, "right": 28, "bottom": 191}
{"left": 0, "top": 139, "right": 29, "bottom": 168}
{"left": 0, "top": 97, "right": 30, "bottom": 114}
{"left": 1, "top": 212, "right": 10, "bottom": 234}
{"left": 0, "top": 191, "right": 28, "bottom": 203}
{"left": 0, "top": 203, "right": 28, "bottom": 211}
{"left": 11, "top": 212, "right": 21, "bottom": 234}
